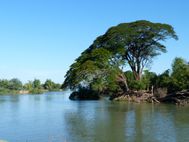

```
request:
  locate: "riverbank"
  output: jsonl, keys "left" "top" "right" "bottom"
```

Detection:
{"left": 110, "top": 90, "right": 158, "bottom": 103}
{"left": 0, "top": 89, "right": 19, "bottom": 95}
{"left": 110, "top": 90, "right": 189, "bottom": 106}
{"left": 159, "top": 90, "right": 189, "bottom": 105}
{"left": 0, "top": 89, "right": 63, "bottom": 95}
{"left": 68, "top": 89, "right": 189, "bottom": 105}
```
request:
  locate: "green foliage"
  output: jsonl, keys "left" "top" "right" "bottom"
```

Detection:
{"left": 63, "top": 48, "right": 113, "bottom": 89}
{"left": 0, "top": 79, "right": 9, "bottom": 89}
{"left": 125, "top": 71, "right": 135, "bottom": 82}
{"left": 63, "top": 20, "right": 178, "bottom": 99}
{"left": 144, "top": 58, "right": 189, "bottom": 93}
{"left": 155, "top": 70, "right": 171, "bottom": 88}
{"left": 23, "top": 81, "right": 33, "bottom": 90}
{"left": 92, "top": 20, "right": 177, "bottom": 80}
{"left": 0, "top": 78, "right": 22, "bottom": 95}
{"left": 24, "top": 79, "right": 43, "bottom": 94}
{"left": 0, "top": 78, "right": 22, "bottom": 91}
{"left": 8, "top": 78, "right": 23, "bottom": 90}
{"left": 129, "top": 80, "right": 146, "bottom": 91}
{"left": 43, "top": 79, "right": 61, "bottom": 91}
{"left": 169, "top": 57, "right": 189, "bottom": 92}
{"left": 0, "top": 88, "right": 18, "bottom": 95}
{"left": 63, "top": 47, "right": 126, "bottom": 95}
{"left": 125, "top": 70, "right": 157, "bottom": 91}
{"left": 0, "top": 78, "right": 60, "bottom": 95}
{"left": 125, "top": 57, "right": 189, "bottom": 94}
{"left": 30, "top": 88, "right": 43, "bottom": 94}
{"left": 33, "top": 79, "right": 41, "bottom": 89}
{"left": 142, "top": 70, "right": 157, "bottom": 90}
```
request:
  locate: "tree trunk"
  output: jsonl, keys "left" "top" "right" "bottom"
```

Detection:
{"left": 133, "top": 71, "right": 141, "bottom": 80}
{"left": 117, "top": 73, "right": 129, "bottom": 92}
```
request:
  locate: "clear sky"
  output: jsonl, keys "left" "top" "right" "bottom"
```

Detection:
{"left": 0, "top": 0, "right": 188, "bottom": 83}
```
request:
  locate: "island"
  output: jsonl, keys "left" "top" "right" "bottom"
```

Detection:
{"left": 62, "top": 20, "right": 189, "bottom": 105}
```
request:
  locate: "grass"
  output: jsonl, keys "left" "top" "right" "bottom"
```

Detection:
{"left": 0, "top": 89, "right": 19, "bottom": 95}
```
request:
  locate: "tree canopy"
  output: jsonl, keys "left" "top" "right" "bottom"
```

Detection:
{"left": 63, "top": 48, "right": 126, "bottom": 93}
{"left": 90, "top": 20, "right": 178, "bottom": 80}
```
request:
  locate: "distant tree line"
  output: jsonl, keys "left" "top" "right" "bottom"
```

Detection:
{"left": 0, "top": 79, "right": 61, "bottom": 95}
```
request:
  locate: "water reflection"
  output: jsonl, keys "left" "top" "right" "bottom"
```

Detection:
{"left": 63, "top": 101, "right": 187, "bottom": 142}
{"left": 0, "top": 92, "right": 189, "bottom": 142}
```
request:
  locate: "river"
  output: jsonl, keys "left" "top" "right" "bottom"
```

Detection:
{"left": 0, "top": 92, "right": 189, "bottom": 142}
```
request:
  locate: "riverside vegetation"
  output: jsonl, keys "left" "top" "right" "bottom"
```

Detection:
{"left": 0, "top": 79, "right": 61, "bottom": 95}
{"left": 63, "top": 20, "right": 189, "bottom": 105}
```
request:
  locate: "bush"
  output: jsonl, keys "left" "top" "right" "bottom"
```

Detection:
{"left": 0, "top": 88, "right": 18, "bottom": 95}
{"left": 129, "top": 80, "right": 146, "bottom": 91}
{"left": 30, "top": 88, "right": 43, "bottom": 94}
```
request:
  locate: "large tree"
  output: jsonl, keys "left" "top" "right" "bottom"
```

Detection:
{"left": 91, "top": 20, "right": 178, "bottom": 80}
{"left": 63, "top": 20, "right": 177, "bottom": 95}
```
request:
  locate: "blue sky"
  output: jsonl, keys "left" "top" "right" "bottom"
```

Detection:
{"left": 0, "top": 0, "right": 188, "bottom": 83}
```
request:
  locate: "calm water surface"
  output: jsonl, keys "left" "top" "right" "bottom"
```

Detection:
{"left": 0, "top": 92, "right": 189, "bottom": 142}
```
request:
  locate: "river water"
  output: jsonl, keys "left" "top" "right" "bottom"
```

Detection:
{"left": 0, "top": 92, "right": 189, "bottom": 142}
